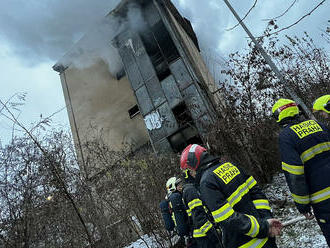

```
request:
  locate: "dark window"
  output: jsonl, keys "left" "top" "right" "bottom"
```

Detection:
{"left": 152, "top": 21, "right": 180, "bottom": 63}
{"left": 172, "top": 102, "right": 193, "bottom": 127}
{"left": 128, "top": 105, "right": 140, "bottom": 119}
{"left": 167, "top": 126, "right": 203, "bottom": 152}
{"left": 139, "top": 20, "right": 179, "bottom": 82}
{"left": 168, "top": 102, "right": 203, "bottom": 152}
{"left": 167, "top": 131, "right": 185, "bottom": 152}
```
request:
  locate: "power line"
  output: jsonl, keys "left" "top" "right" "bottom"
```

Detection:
{"left": 222, "top": 0, "right": 314, "bottom": 119}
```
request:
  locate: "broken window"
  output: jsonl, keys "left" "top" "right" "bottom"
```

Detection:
{"left": 172, "top": 102, "right": 193, "bottom": 127}
{"left": 128, "top": 105, "right": 140, "bottom": 119}
{"left": 168, "top": 102, "right": 203, "bottom": 152}
{"left": 167, "top": 126, "right": 203, "bottom": 152}
{"left": 139, "top": 19, "right": 180, "bottom": 82}
{"left": 152, "top": 21, "right": 179, "bottom": 63}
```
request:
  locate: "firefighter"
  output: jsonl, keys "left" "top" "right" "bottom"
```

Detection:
{"left": 312, "top": 95, "right": 330, "bottom": 119}
{"left": 160, "top": 176, "right": 189, "bottom": 246}
{"left": 181, "top": 170, "right": 223, "bottom": 248}
{"left": 272, "top": 98, "right": 330, "bottom": 246}
{"left": 180, "top": 144, "right": 281, "bottom": 248}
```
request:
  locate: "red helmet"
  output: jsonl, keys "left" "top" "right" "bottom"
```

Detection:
{"left": 180, "top": 144, "right": 207, "bottom": 171}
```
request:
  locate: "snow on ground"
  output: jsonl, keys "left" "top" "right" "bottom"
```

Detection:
{"left": 124, "top": 235, "right": 157, "bottom": 248}
{"left": 125, "top": 173, "right": 328, "bottom": 248}
{"left": 124, "top": 234, "right": 180, "bottom": 248}
{"left": 264, "top": 173, "right": 327, "bottom": 248}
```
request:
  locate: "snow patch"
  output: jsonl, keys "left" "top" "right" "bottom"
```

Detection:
{"left": 264, "top": 173, "right": 327, "bottom": 248}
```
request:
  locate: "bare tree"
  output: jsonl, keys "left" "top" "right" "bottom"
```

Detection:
{"left": 208, "top": 25, "right": 329, "bottom": 182}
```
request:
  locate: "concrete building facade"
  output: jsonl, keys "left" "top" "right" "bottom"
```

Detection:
{"left": 53, "top": 0, "right": 221, "bottom": 160}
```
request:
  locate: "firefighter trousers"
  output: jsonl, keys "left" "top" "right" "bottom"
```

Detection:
{"left": 318, "top": 221, "right": 330, "bottom": 247}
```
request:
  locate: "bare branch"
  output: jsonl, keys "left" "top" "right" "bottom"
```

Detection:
{"left": 260, "top": 0, "right": 326, "bottom": 37}
{"left": 262, "top": 0, "right": 297, "bottom": 21}
{"left": 0, "top": 99, "right": 95, "bottom": 247}
{"left": 226, "top": 0, "right": 258, "bottom": 31}
{"left": 0, "top": 93, "right": 25, "bottom": 115}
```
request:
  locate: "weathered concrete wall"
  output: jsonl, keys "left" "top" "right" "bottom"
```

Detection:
{"left": 59, "top": 59, "right": 149, "bottom": 158}
{"left": 166, "top": 9, "right": 226, "bottom": 109}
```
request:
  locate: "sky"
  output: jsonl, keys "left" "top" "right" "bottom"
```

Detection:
{"left": 0, "top": 0, "right": 329, "bottom": 144}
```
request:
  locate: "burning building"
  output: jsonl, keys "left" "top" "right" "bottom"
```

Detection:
{"left": 53, "top": 0, "right": 221, "bottom": 159}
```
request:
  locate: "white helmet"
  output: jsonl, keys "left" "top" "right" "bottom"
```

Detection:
{"left": 166, "top": 177, "right": 177, "bottom": 194}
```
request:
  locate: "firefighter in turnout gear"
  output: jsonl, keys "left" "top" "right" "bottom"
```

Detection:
{"left": 181, "top": 170, "right": 223, "bottom": 248}
{"left": 180, "top": 144, "right": 281, "bottom": 248}
{"left": 272, "top": 98, "right": 330, "bottom": 246}
{"left": 313, "top": 95, "right": 330, "bottom": 119}
{"left": 160, "top": 177, "right": 189, "bottom": 245}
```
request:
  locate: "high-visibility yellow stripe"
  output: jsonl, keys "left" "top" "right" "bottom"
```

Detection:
{"left": 186, "top": 208, "right": 192, "bottom": 217}
{"left": 300, "top": 142, "right": 330, "bottom": 163}
{"left": 193, "top": 220, "right": 213, "bottom": 238}
{"left": 253, "top": 199, "right": 271, "bottom": 210}
{"left": 171, "top": 213, "right": 177, "bottom": 226}
{"left": 188, "top": 198, "right": 203, "bottom": 210}
{"left": 291, "top": 193, "right": 310, "bottom": 204}
{"left": 212, "top": 203, "right": 234, "bottom": 223}
{"left": 281, "top": 162, "right": 304, "bottom": 175}
{"left": 245, "top": 215, "right": 260, "bottom": 238}
{"left": 247, "top": 176, "right": 257, "bottom": 189}
{"left": 169, "top": 202, "right": 177, "bottom": 225}
{"left": 227, "top": 176, "right": 257, "bottom": 207}
{"left": 239, "top": 237, "right": 268, "bottom": 248}
{"left": 310, "top": 187, "right": 330, "bottom": 204}
{"left": 212, "top": 176, "right": 258, "bottom": 224}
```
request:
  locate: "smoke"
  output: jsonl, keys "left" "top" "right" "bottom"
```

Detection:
{"left": 0, "top": 0, "right": 121, "bottom": 65}
{"left": 0, "top": 0, "right": 236, "bottom": 71}
{"left": 57, "top": 16, "right": 124, "bottom": 76}
{"left": 170, "top": 0, "right": 329, "bottom": 86}
{"left": 172, "top": 0, "right": 329, "bottom": 54}
{"left": 0, "top": 0, "right": 327, "bottom": 72}
{"left": 56, "top": 2, "right": 150, "bottom": 76}
{"left": 0, "top": 0, "right": 154, "bottom": 76}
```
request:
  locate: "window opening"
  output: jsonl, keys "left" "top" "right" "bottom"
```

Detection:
{"left": 128, "top": 105, "right": 140, "bottom": 119}
{"left": 167, "top": 126, "right": 203, "bottom": 153}
{"left": 168, "top": 102, "right": 203, "bottom": 152}
{"left": 152, "top": 21, "right": 180, "bottom": 63}
{"left": 172, "top": 102, "right": 193, "bottom": 127}
{"left": 139, "top": 19, "right": 179, "bottom": 82}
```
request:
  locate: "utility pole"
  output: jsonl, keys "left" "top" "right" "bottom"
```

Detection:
{"left": 222, "top": 0, "right": 314, "bottom": 118}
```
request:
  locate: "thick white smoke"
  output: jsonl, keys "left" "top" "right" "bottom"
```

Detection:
{"left": 0, "top": 0, "right": 327, "bottom": 71}
{"left": 0, "top": 0, "right": 121, "bottom": 65}
{"left": 56, "top": 2, "right": 150, "bottom": 76}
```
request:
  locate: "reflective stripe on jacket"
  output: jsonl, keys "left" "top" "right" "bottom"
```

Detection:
{"left": 199, "top": 161, "right": 276, "bottom": 248}
{"left": 168, "top": 192, "right": 190, "bottom": 237}
{"left": 278, "top": 119, "right": 330, "bottom": 215}
{"left": 182, "top": 184, "right": 214, "bottom": 238}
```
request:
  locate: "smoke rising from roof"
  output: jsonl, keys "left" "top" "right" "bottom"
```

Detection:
{"left": 0, "top": 0, "right": 328, "bottom": 71}
{"left": 55, "top": 2, "right": 149, "bottom": 76}
{"left": 0, "top": 0, "right": 121, "bottom": 65}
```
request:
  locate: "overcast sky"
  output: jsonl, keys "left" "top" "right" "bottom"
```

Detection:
{"left": 0, "top": 0, "right": 329, "bottom": 144}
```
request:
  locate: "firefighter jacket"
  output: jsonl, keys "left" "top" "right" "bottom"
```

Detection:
{"left": 198, "top": 158, "right": 276, "bottom": 248}
{"left": 167, "top": 191, "right": 190, "bottom": 237}
{"left": 182, "top": 183, "right": 215, "bottom": 239}
{"left": 278, "top": 118, "right": 330, "bottom": 219}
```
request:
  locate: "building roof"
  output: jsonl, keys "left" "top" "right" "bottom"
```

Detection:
{"left": 159, "top": 0, "right": 200, "bottom": 51}
{"left": 53, "top": 0, "right": 199, "bottom": 73}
